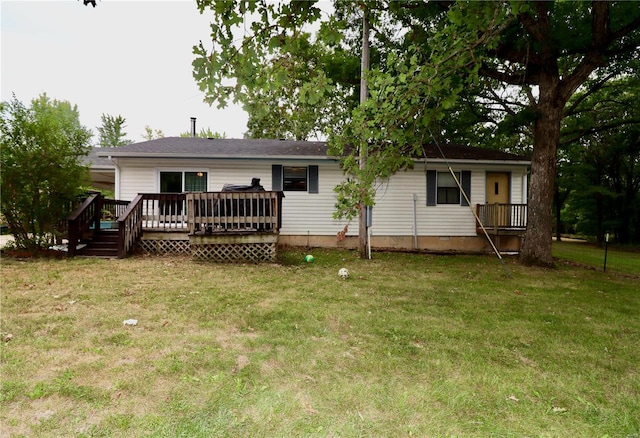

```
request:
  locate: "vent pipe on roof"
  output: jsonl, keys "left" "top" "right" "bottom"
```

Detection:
{"left": 190, "top": 117, "right": 196, "bottom": 138}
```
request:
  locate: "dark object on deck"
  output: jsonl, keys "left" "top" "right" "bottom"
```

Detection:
{"left": 189, "top": 178, "right": 282, "bottom": 234}
{"left": 221, "top": 178, "right": 265, "bottom": 192}
{"left": 217, "top": 178, "right": 269, "bottom": 230}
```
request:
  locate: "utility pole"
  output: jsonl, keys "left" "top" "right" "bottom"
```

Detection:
{"left": 359, "top": 10, "right": 370, "bottom": 258}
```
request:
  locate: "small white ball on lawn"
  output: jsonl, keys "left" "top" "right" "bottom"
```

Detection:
{"left": 338, "top": 268, "right": 349, "bottom": 279}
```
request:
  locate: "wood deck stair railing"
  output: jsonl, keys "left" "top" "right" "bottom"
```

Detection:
{"left": 66, "top": 193, "right": 130, "bottom": 258}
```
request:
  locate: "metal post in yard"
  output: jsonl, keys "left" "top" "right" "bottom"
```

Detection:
{"left": 603, "top": 232, "right": 609, "bottom": 272}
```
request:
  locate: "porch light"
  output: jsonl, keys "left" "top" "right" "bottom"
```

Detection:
{"left": 197, "top": 172, "right": 204, "bottom": 177}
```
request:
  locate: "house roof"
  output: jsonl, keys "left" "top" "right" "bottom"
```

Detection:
{"left": 84, "top": 147, "right": 116, "bottom": 169}
{"left": 419, "top": 143, "right": 529, "bottom": 162}
{"left": 96, "top": 137, "right": 328, "bottom": 160}
{"left": 95, "top": 137, "right": 529, "bottom": 164}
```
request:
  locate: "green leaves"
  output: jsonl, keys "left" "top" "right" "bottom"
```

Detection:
{"left": 97, "top": 114, "right": 132, "bottom": 147}
{"left": 1, "top": 94, "right": 92, "bottom": 251}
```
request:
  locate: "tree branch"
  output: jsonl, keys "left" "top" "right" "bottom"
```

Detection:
{"left": 563, "top": 72, "right": 617, "bottom": 117}
{"left": 560, "top": 118, "right": 640, "bottom": 147}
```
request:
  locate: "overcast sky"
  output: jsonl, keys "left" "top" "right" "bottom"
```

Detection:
{"left": 1, "top": 0, "right": 250, "bottom": 143}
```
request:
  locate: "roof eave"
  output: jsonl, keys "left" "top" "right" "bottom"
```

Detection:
{"left": 415, "top": 158, "right": 531, "bottom": 166}
{"left": 96, "top": 152, "right": 337, "bottom": 160}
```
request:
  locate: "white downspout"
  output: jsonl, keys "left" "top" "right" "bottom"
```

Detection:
{"left": 109, "top": 156, "right": 121, "bottom": 199}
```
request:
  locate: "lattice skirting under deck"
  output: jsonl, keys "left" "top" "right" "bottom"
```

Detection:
{"left": 137, "top": 239, "right": 190, "bottom": 255}
{"left": 191, "top": 242, "right": 277, "bottom": 262}
{"left": 137, "top": 234, "right": 278, "bottom": 262}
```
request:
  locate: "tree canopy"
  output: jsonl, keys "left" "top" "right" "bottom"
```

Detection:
{"left": 1, "top": 94, "right": 92, "bottom": 251}
{"left": 558, "top": 75, "right": 640, "bottom": 244}
{"left": 97, "top": 113, "right": 132, "bottom": 147}
{"left": 193, "top": 0, "right": 640, "bottom": 266}
{"left": 179, "top": 127, "right": 226, "bottom": 138}
{"left": 142, "top": 125, "right": 165, "bottom": 141}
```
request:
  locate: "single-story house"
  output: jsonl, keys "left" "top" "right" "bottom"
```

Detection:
{"left": 94, "top": 137, "right": 530, "bottom": 254}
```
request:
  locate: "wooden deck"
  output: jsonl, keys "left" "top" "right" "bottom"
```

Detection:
{"left": 67, "top": 191, "right": 283, "bottom": 261}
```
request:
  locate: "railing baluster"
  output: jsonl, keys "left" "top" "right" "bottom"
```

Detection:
{"left": 184, "top": 191, "right": 281, "bottom": 235}
{"left": 476, "top": 203, "right": 527, "bottom": 234}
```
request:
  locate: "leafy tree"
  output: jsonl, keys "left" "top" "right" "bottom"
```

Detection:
{"left": 241, "top": 36, "right": 356, "bottom": 141}
{"left": 193, "top": 1, "right": 640, "bottom": 266}
{"left": 0, "top": 94, "right": 92, "bottom": 251}
{"left": 193, "top": 1, "right": 362, "bottom": 141}
{"left": 554, "top": 75, "right": 640, "bottom": 244}
{"left": 142, "top": 125, "right": 164, "bottom": 141}
{"left": 97, "top": 113, "right": 132, "bottom": 147}
{"left": 559, "top": 80, "right": 640, "bottom": 244}
{"left": 179, "top": 127, "right": 226, "bottom": 138}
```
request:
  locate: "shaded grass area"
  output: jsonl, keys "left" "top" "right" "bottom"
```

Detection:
{"left": 552, "top": 240, "right": 640, "bottom": 276}
{"left": 1, "top": 249, "right": 639, "bottom": 437}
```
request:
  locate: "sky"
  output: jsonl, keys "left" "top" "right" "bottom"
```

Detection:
{"left": 1, "top": 0, "right": 250, "bottom": 143}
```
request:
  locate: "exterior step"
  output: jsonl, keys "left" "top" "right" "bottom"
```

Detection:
{"left": 77, "top": 230, "right": 119, "bottom": 258}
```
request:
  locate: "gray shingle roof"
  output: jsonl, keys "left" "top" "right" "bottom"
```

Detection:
{"left": 96, "top": 137, "right": 328, "bottom": 159}
{"left": 84, "top": 147, "right": 116, "bottom": 168}
{"left": 420, "top": 143, "right": 529, "bottom": 162}
{"left": 95, "top": 137, "right": 529, "bottom": 163}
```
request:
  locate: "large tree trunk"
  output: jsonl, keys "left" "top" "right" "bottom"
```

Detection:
{"left": 520, "top": 77, "right": 563, "bottom": 267}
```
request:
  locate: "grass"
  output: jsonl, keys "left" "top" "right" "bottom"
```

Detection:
{"left": 552, "top": 240, "right": 640, "bottom": 276}
{"left": 1, "top": 249, "right": 639, "bottom": 437}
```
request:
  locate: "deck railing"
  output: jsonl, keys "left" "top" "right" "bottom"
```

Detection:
{"left": 102, "top": 198, "right": 130, "bottom": 220}
{"left": 186, "top": 191, "right": 282, "bottom": 235}
{"left": 138, "top": 193, "right": 188, "bottom": 230}
{"left": 476, "top": 203, "right": 527, "bottom": 233}
{"left": 67, "top": 192, "right": 283, "bottom": 258}
{"left": 67, "top": 192, "right": 101, "bottom": 256}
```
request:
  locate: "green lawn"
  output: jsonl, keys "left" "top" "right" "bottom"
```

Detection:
{"left": 1, "top": 249, "right": 639, "bottom": 437}
{"left": 553, "top": 240, "right": 640, "bottom": 276}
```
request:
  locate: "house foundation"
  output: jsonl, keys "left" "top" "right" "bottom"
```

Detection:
{"left": 278, "top": 234, "right": 521, "bottom": 253}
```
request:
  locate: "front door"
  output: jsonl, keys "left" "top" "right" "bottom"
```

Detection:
{"left": 486, "top": 172, "right": 510, "bottom": 204}
{"left": 486, "top": 172, "right": 510, "bottom": 227}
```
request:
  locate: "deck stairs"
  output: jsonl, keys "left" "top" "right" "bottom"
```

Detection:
{"left": 77, "top": 229, "right": 119, "bottom": 258}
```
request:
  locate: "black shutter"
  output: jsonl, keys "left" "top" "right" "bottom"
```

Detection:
{"left": 272, "top": 165, "right": 283, "bottom": 191}
{"left": 308, "top": 165, "right": 319, "bottom": 193}
{"left": 426, "top": 170, "right": 437, "bottom": 206}
{"left": 460, "top": 170, "right": 471, "bottom": 206}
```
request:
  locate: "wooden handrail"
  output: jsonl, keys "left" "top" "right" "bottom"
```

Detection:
{"left": 476, "top": 203, "right": 527, "bottom": 232}
{"left": 117, "top": 194, "right": 144, "bottom": 258}
{"left": 101, "top": 199, "right": 130, "bottom": 220}
{"left": 137, "top": 193, "right": 187, "bottom": 231}
{"left": 67, "top": 192, "right": 101, "bottom": 256}
{"left": 186, "top": 191, "right": 282, "bottom": 234}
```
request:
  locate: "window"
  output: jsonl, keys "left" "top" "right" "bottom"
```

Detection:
{"left": 437, "top": 172, "right": 460, "bottom": 204}
{"left": 184, "top": 171, "right": 207, "bottom": 192}
{"left": 160, "top": 171, "right": 208, "bottom": 192}
{"left": 426, "top": 170, "right": 471, "bottom": 206}
{"left": 283, "top": 167, "right": 308, "bottom": 191}
{"left": 272, "top": 165, "right": 319, "bottom": 193}
{"left": 158, "top": 171, "right": 208, "bottom": 216}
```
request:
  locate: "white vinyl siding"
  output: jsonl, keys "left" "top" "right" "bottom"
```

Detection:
{"left": 114, "top": 157, "right": 528, "bottom": 238}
